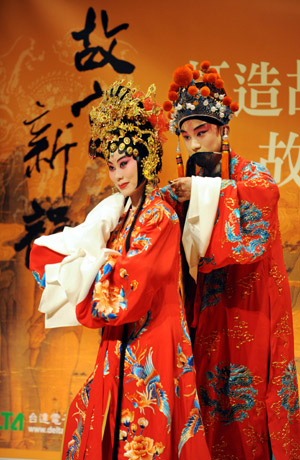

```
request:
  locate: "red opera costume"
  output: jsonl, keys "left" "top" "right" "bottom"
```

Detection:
{"left": 30, "top": 190, "right": 211, "bottom": 460}
{"left": 193, "top": 152, "right": 300, "bottom": 458}
{"left": 163, "top": 151, "right": 300, "bottom": 458}
{"left": 162, "top": 60, "right": 300, "bottom": 459}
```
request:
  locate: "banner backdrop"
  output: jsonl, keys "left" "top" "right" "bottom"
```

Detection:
{"left": 0, "top": 0, "right": 299, "bottom": 458}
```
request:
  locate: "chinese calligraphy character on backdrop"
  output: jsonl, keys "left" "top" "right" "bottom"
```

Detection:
{"left": 71, "top": 8, "right": 135, "bottom": 117}
{"left": 15, "top": 198, "right": 72, "bottom": 267}
{"left": 23, "top": 102, "right": 77, "bottom": 197}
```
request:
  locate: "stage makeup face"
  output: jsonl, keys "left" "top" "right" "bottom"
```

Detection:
{"left": 180, "top": 119, "right": 222, "bottom": 156}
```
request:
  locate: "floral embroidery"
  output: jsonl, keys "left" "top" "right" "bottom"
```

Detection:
{"left": 92, "top": 279, "right": 121, "bottom": 319}
{"left": 121, "top": 408, "right": 135, "bottom": 427}
{"left": 92, "top": 267, "right": 138, "bottom": 321}
{"left": 120, "top": 410, "right": 165, "bottom": 459}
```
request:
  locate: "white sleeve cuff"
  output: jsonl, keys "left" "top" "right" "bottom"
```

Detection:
{"left": 182, "top": 176, "right": 221, "bottom": 281}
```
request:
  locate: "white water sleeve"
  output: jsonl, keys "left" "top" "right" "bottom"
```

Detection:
{"left": 182, "top": 176, "right": 221, "bottom": 281}
{"left": 34, "top": 193, "right": 125, "bottom": 328}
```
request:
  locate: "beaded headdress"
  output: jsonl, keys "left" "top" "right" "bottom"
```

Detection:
{"left": 89, "top": 80, "right": 168, "bottom": 191}
{"left": 163, "top": 61, "right": 239, "bottom": 135}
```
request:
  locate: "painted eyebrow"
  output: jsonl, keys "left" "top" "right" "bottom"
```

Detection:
{"left": 181, "top": 123, "right": 207, "bottom": 134}
{"left": 108, "top": 155, "right": 128, "bottom": 165}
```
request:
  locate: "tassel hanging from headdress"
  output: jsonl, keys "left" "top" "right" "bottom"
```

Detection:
{"left": 176, "top": 137, "right": 184, "bottom": 177}
{"left": 221, "top": 126, "right": 230, "bottom": 180}
{"left": 89, "top": 140, "right": 97, "bottom": 159}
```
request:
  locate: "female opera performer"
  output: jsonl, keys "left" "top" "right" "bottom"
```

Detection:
{"left": 29, "top": 81, "right": 211, "bottom": 460}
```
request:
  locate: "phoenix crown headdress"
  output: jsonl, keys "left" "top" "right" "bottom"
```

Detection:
{"left": 89, "top": 80, "right": 168, "bottom": 188}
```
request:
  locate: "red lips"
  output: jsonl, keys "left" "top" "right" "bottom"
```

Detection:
{"left": 119, "top": 182, "right": 129, "bottom": 189}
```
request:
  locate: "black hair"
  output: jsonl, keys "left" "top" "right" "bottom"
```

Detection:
{"left": 89, "top": 122, "right": 162, "bottom": 179}
{"left": 124, "top": 190, "right": 146, "bottom": 253}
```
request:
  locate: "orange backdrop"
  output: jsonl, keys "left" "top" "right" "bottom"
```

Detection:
{"left": 0, "top": 0, "right": 299, "bottom": 458}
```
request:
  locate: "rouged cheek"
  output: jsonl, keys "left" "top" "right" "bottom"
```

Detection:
{"left": 125, "top": 158, "right": 138, "bottom": 177}
{"left": 125, "top": 156, "right": 137, "bottom": 168}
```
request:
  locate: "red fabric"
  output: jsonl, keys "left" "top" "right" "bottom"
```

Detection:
{"left": 163, "top": 152, "right": 300, "bottom": 459}
{"left": 30, "top": 244, "right": 65, "bottom": 278}
{"left": 32, "top": 190, "right": 211, "bottom": 459}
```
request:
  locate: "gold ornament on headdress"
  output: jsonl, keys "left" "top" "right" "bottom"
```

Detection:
{"left": 89, "top": 80, "right": 168, "bottom": 191}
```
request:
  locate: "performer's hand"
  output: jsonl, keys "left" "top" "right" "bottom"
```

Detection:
{"left": 169, "top": 177, "right": 192, "bottom": 202}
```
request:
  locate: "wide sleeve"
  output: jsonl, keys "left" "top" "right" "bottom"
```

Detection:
{"left": 29, "top": 193, "right": 125, "bottom": 328}
{"left": 199, "top": 161, "right": 280, "bottom": 273}
{"left": 76, "top": 202, "right": 181, "bottom": 328}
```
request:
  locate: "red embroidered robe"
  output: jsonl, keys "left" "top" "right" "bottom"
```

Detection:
{"left": 163, "top": 152, "right": 300, "bottom": 459}
{"left": 30, "top": 190, "right": 211, "bottom": 460}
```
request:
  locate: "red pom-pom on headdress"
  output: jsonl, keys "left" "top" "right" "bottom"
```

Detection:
{"left": 230, "top": 102, "right": 239, "bottom": 112}
{"left": 200, "top": 86, "right": 210, "bottom": 97}
{"left": 200, "top": 60, "right": 210, "bottom": 71}
{"left": 207, "top": 73, "right": 216, "bottom": 84}
{"left": 193, "top": 70, "right": 200, "bottom": 80}
{"left": 185, "top": 63, "right": 194, "bottom": 70}
{"left": 168, "top": 91, "right": 179, "bottom": 102}
{"left": 163, "top": 100, "right": 173, "bottom": 111}
{"left": 169, "top": 82, "right": 179, "bottom": 92}
{"left": 173, "top": 65, "right": 193, "bottom": 87}
{"left": 188, "top": 85, "right": 198, "bottom": 96}
{"left": 223, "top": 96, "right": 232, "bottom": 106}
{"left": 215, "top": 79, "right": 224, "bottom": 89}
{"left": 166, "top": 60, "right": 238, "bottom": 128}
